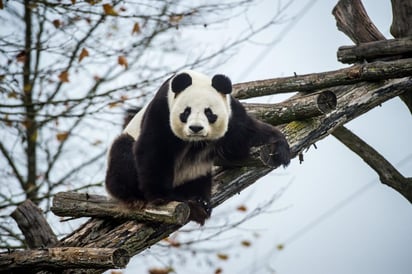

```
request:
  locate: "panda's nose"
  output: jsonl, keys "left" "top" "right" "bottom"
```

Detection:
{"left": 189, "top": 125, "right": 204, "bottom": 133}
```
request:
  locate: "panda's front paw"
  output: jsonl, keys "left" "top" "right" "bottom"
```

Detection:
{"left": 187, "top": 198, "right": 212, "bottom": 225}
{"left": 260, "top": 139, "right": 291, "bottom": 168}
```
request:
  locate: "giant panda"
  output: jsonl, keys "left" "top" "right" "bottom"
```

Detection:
{"left": 105, "top": 70, "right": 290, "bottom": 225}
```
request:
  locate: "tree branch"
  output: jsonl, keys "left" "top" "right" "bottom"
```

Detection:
{"left": 10, "top": 200, "right": 58, "bottom": 249}
{"left": 0, "top": 247, "right": 129, "bottom": 271}
{"left": 332, "top": 0, "right": 385, "bottom": 44}
{"left": 51, "top": 192, "right": 190, "bottom": 225}
{"left": 337, "top": 37, "right": 412, "bottom": 64}
{"left": 232, "top": 58, "right": 412, "bottom": 99}
{"left": 332, "top": 126, "right": 412, "bottom": 203}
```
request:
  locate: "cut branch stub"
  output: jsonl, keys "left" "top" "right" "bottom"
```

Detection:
{"left": 51, "top": 192, "right": 190, "bottom": 225}
{"left": 10, "top": 199, "right": 58, "bottom": 249}
{"left": 244, "top": 90, "right": 337, "bottom": 125}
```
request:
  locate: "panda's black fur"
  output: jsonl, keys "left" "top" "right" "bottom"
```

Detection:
{"left": 105, "top": 71, "right": 290, "bottom": 225}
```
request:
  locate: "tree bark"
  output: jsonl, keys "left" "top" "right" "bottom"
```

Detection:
{"left": 51, "top": 192, "right": 190, "bottom": 225}
{"left": 0, "top": 247, "right": 129, "bottom": 271}
{"left": 332, "top": 0, "right": 385, "bottom": 44}
{"left": 390, "top": 0, "right": 412, "bottom": 37}
{"left": 337, "top": 37, "right": 412, "bottom": 64}
{"left": 10, "top": 200, "right": 58, "bottom": 249}
{"left": 244, "top": 90, "right": 336, "bottom": 125}
{"left": 232, "top": 58, "right": 412, "bottom": 99}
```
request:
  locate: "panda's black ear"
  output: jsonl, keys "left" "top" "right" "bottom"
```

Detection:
{"left": 212, "top": 74, "right": 232, "bottom": 94}
{"left": 171, "top": 73, "right": 192, "bottom": 93}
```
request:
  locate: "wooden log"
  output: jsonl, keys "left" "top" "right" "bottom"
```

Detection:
{"left": 332, "top": 0, "right": 385, "bottom": 44}
{"left": 0, "top": 247, "right": 129, "bottom": 271}
{"left": 10, "top": 200, "right": 58, "bottom": 249}
{"left": 51, "top": 192, "right": 190, "bottom": 225}
{"left": 338, "top": 37, "right": 412, "bottom": 64}
{"left": 390, "top": 0, "right": 412, "bottom": 37}
{"left": 332, "top": 126, "right": 412, "bottom": 203}
{"left": 244, "top": 90, "right": 337, "bottom": 125}
{"left": 232, "top": 58, "right": 412, "bottom": 99}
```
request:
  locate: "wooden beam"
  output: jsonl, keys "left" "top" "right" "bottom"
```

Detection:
{"left": 51, "top": 192, "right": 190, "bottom": 225}
{"left": 0, "top": 247, "right": 129, "bottom": 271}
{"left": 244, "top": 90, "right": 337, "bottom": 125}
{"left": 232, "top": 58, "right": 412, "bottom": 99}
{"left": 337, "top": 37, "right": 412, "bottom": 64}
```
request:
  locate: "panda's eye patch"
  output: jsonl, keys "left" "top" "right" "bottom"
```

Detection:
{"left": 204, "top": 108, "right": 217, "bottom": 123}
{"left": 180, "top": 107, "right": 191, "bottom": 123}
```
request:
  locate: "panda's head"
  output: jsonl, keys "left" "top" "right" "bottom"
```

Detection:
{"left": 168, "top": 70, "right": 232, "bottom": 142}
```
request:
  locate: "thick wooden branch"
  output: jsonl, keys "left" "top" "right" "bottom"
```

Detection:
{"left": 390, "top": 0, "right": 412, "bottom": 37}
{"left": 51, "top": 192, "right": 190, "bottom": 225}
{"left": 244, "top": 90, "right": 337, "bottom": 125}
{"left": 10, "top": 200, "right": 58, "bottom": 249}
{"left": 232, "top": 58, "right": 412, "bottom": 99}
{"left": 0, "top": 247, "right": 129, "bottom": 271}
{"left": 332, "top": 0, "right": 385, "bottom": 44}
{"left": 332, "top": 126, "right": 412, "bottom": 203}
{"left": 338, "top": 37, "right": 412, "bottom": 64}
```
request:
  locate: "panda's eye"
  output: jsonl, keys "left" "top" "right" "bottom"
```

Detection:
{"left": 180, "top": 107, "right": 191, "bottom": 123}
{"left": 204, "top": 108, "right": 217, "bottom": 123}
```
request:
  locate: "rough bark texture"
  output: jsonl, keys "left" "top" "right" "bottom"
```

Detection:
{"left": 232, "top": 58, "right": 412, "bottom": 99}
{"left": 390, "top": 0, "right": 412, "bottom": 37}
{"left": 0, "top": 247, "right": 129, "bottom": 271}
{"left": 244, "top": 90, "right": 337, "bottom": 125}
{"left": 10, "top": 200, "right": 58, "bottom": 249}
{"left": 52, "top": 192, "right": 190, "bottom": 225}
{"left": 337, "top": 37, "right": 412, "bottom": 64}
{"left": 332, "top": 0, "right": 385, "bottom": 44}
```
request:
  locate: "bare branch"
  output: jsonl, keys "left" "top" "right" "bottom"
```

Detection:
{"left": 332, "top": 126, "right": 412, "bottom": 203}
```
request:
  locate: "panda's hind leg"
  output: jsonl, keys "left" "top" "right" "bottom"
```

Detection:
{"left": 105, "top": 133, "right": 144, "bottom": 203}
{"left": 173, "top": 174, "right": 212, "bottom": 225}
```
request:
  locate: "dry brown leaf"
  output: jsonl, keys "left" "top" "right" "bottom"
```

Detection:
{"left": 148, "top": 267, "right": 174, "bottom": 274}
{"left": 169, "top": 14, "right": 183, "bottom": 24}
{"left": 58, "top": 71, "right": 69, "bottom": 82}
{"left": 241, "top": 240, "right": 251, "bottom": 247}
{"left": 132, "top": 22, "right": 141, "bottom": 35}
{"left": 79, "top": 48, "right": 89, "bottom": 62}
{"left": 52, "top": 19, "right": 61, "bottom": 28}
{"left": 103, "top": 4, "right": 118, "bottom": 16}
{"left": 118, "top": 55, "right": 128, "bottom": 69}
{"left": 56, "top": 132, "right": 69, "bottom": 142}
{"left": 215, "top": 268, "right": 223, "bottom": 274}
{"left": 236, "top": 205, "right": 247, "bottom": 212}
{"left": 217, "top": 253, "right": 229, "bottom": 261}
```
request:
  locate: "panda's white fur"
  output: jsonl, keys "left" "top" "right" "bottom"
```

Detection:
{"left": 123, "top": 103, "right": 148, "bottom": 140}
{"left": 168, "top": 70, "right": 232, "bottom": 141}
{"left": 124, "top": 70, "right": 232, "bottom": 142}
